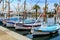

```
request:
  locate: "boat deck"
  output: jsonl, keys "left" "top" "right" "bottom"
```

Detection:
{"left": 0, "top": 26, "right": 31, "bottom": 40}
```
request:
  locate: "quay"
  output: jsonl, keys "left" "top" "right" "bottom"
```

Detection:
{"left": 0, "top": 26, "right": 31, "bottom": 40}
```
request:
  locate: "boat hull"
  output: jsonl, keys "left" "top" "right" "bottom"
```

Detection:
{"left": 14, "top": 23, "right": 41, "bottom": 30}
{"left": 15, "top": 26, "right": 31, "bottom": 30}
{"left": 32, "top": 31, "right": 58, "bottom": 35}
{"left": 31, "top": 25, "right": 60, "bottom": 35}
{"left": 2, "top": 20, "right": 7, "bottom": 25}
{"left": 6, "top": 22, "right": 15, "bottom": 27}
{"left": 23, "top": 23, "right": 41, "bottom": 27}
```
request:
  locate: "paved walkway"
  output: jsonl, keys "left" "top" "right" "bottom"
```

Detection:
{"left": 0, "top": 30, "right": 17, "bottom": 40}
{"left": 0, "top": 26, "right": 31, "bottom": 40}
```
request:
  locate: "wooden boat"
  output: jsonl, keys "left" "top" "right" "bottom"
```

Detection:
{"left": 14, "top": 19, "right": 41, "bottom": 30}
{"left": 2, "top": 17, "right": 21, "bottom": 26}
{"left": 31, "top": 24, "right": 60, "bottom": 35}
{"left": 6, "top": 18, "right": 21, "bottom": 27}
{"left": 6, "top": 20, "right": 20, "bottom": 27}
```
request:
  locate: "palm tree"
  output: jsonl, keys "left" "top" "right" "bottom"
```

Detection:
{"left": 33, "top": 4, "right": 40, "bottom": 20}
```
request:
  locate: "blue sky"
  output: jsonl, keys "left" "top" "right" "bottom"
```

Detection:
{"left": 0, "top": 0, "right": 60, "bottom": 12}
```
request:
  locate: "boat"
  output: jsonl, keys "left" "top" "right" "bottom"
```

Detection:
{"left": 6, "top": 20, "right": 20, "bottom": 27}
{"left": 31, "top": 24, "right": 60, "bottom": 35}
{"left": 14, "top": 19, "right": 41, "bottom": 30}
{"left": 2, "top": 17, "right": 21, "bottom": 26}
{"left": 6, "top": 17, "right": 22, "bottom": 27}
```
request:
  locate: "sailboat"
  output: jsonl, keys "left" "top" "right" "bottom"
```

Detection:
{"left": 14, "top": 0, "right": 41, "bottom": 30}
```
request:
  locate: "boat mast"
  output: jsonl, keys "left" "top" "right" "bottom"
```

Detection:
{"left": 6, "top": 0, "right": 10, "bottom": 18}
{"left": 45, "top": 0, "right": 47, "bottom": 14}
{"left": 23, "top": 0, "right": 26, "bottom": 23}
{"left": 24, "top": 0, "right": 26, "bottom": 17}
{"left": 24, "top": 0, "right": 26, "bottom": 12}
{"left": 8, "top": 0, "right": 10, "bottom": 18}
{"left": 2, "top": 0, "right": 7, "bottom": 18}
{"left": 43, "top": 0, "right": 47, "bottom": 22}
{"left": 17, "top": 1, "right": 20, "bottom": 21}
{"left": 2, "top": 0, "right": 4, "bottom": 13}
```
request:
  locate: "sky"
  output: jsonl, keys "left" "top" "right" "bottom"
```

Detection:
{"left": 0, "top": 0, "right": 60, "bottom": 12}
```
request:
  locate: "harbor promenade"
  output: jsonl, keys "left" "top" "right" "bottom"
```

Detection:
{"left": 0, "top": 26, "right": 31, "bottom": 40}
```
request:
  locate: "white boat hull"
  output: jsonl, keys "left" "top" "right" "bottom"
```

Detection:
{"left": 15, "top": 26, "right": 31, "bottom": 30}
{"left": 33, "top": 32, "right": 50, "bottom": 35}
{"left": 6, "top": 23, "right": 14, "bottom": 27}
{"left": 2, "top": 20, "right": 7, "bottom": 25}
{"left": 14, "top": 23, "right": 41, "bottom": 30}
{"left": 23, "top": 23, "right": 41, "bottom": 27}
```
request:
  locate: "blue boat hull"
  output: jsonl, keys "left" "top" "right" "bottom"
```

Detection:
{"left": 31, "top": 24, "right": 60, "bottom": 35}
